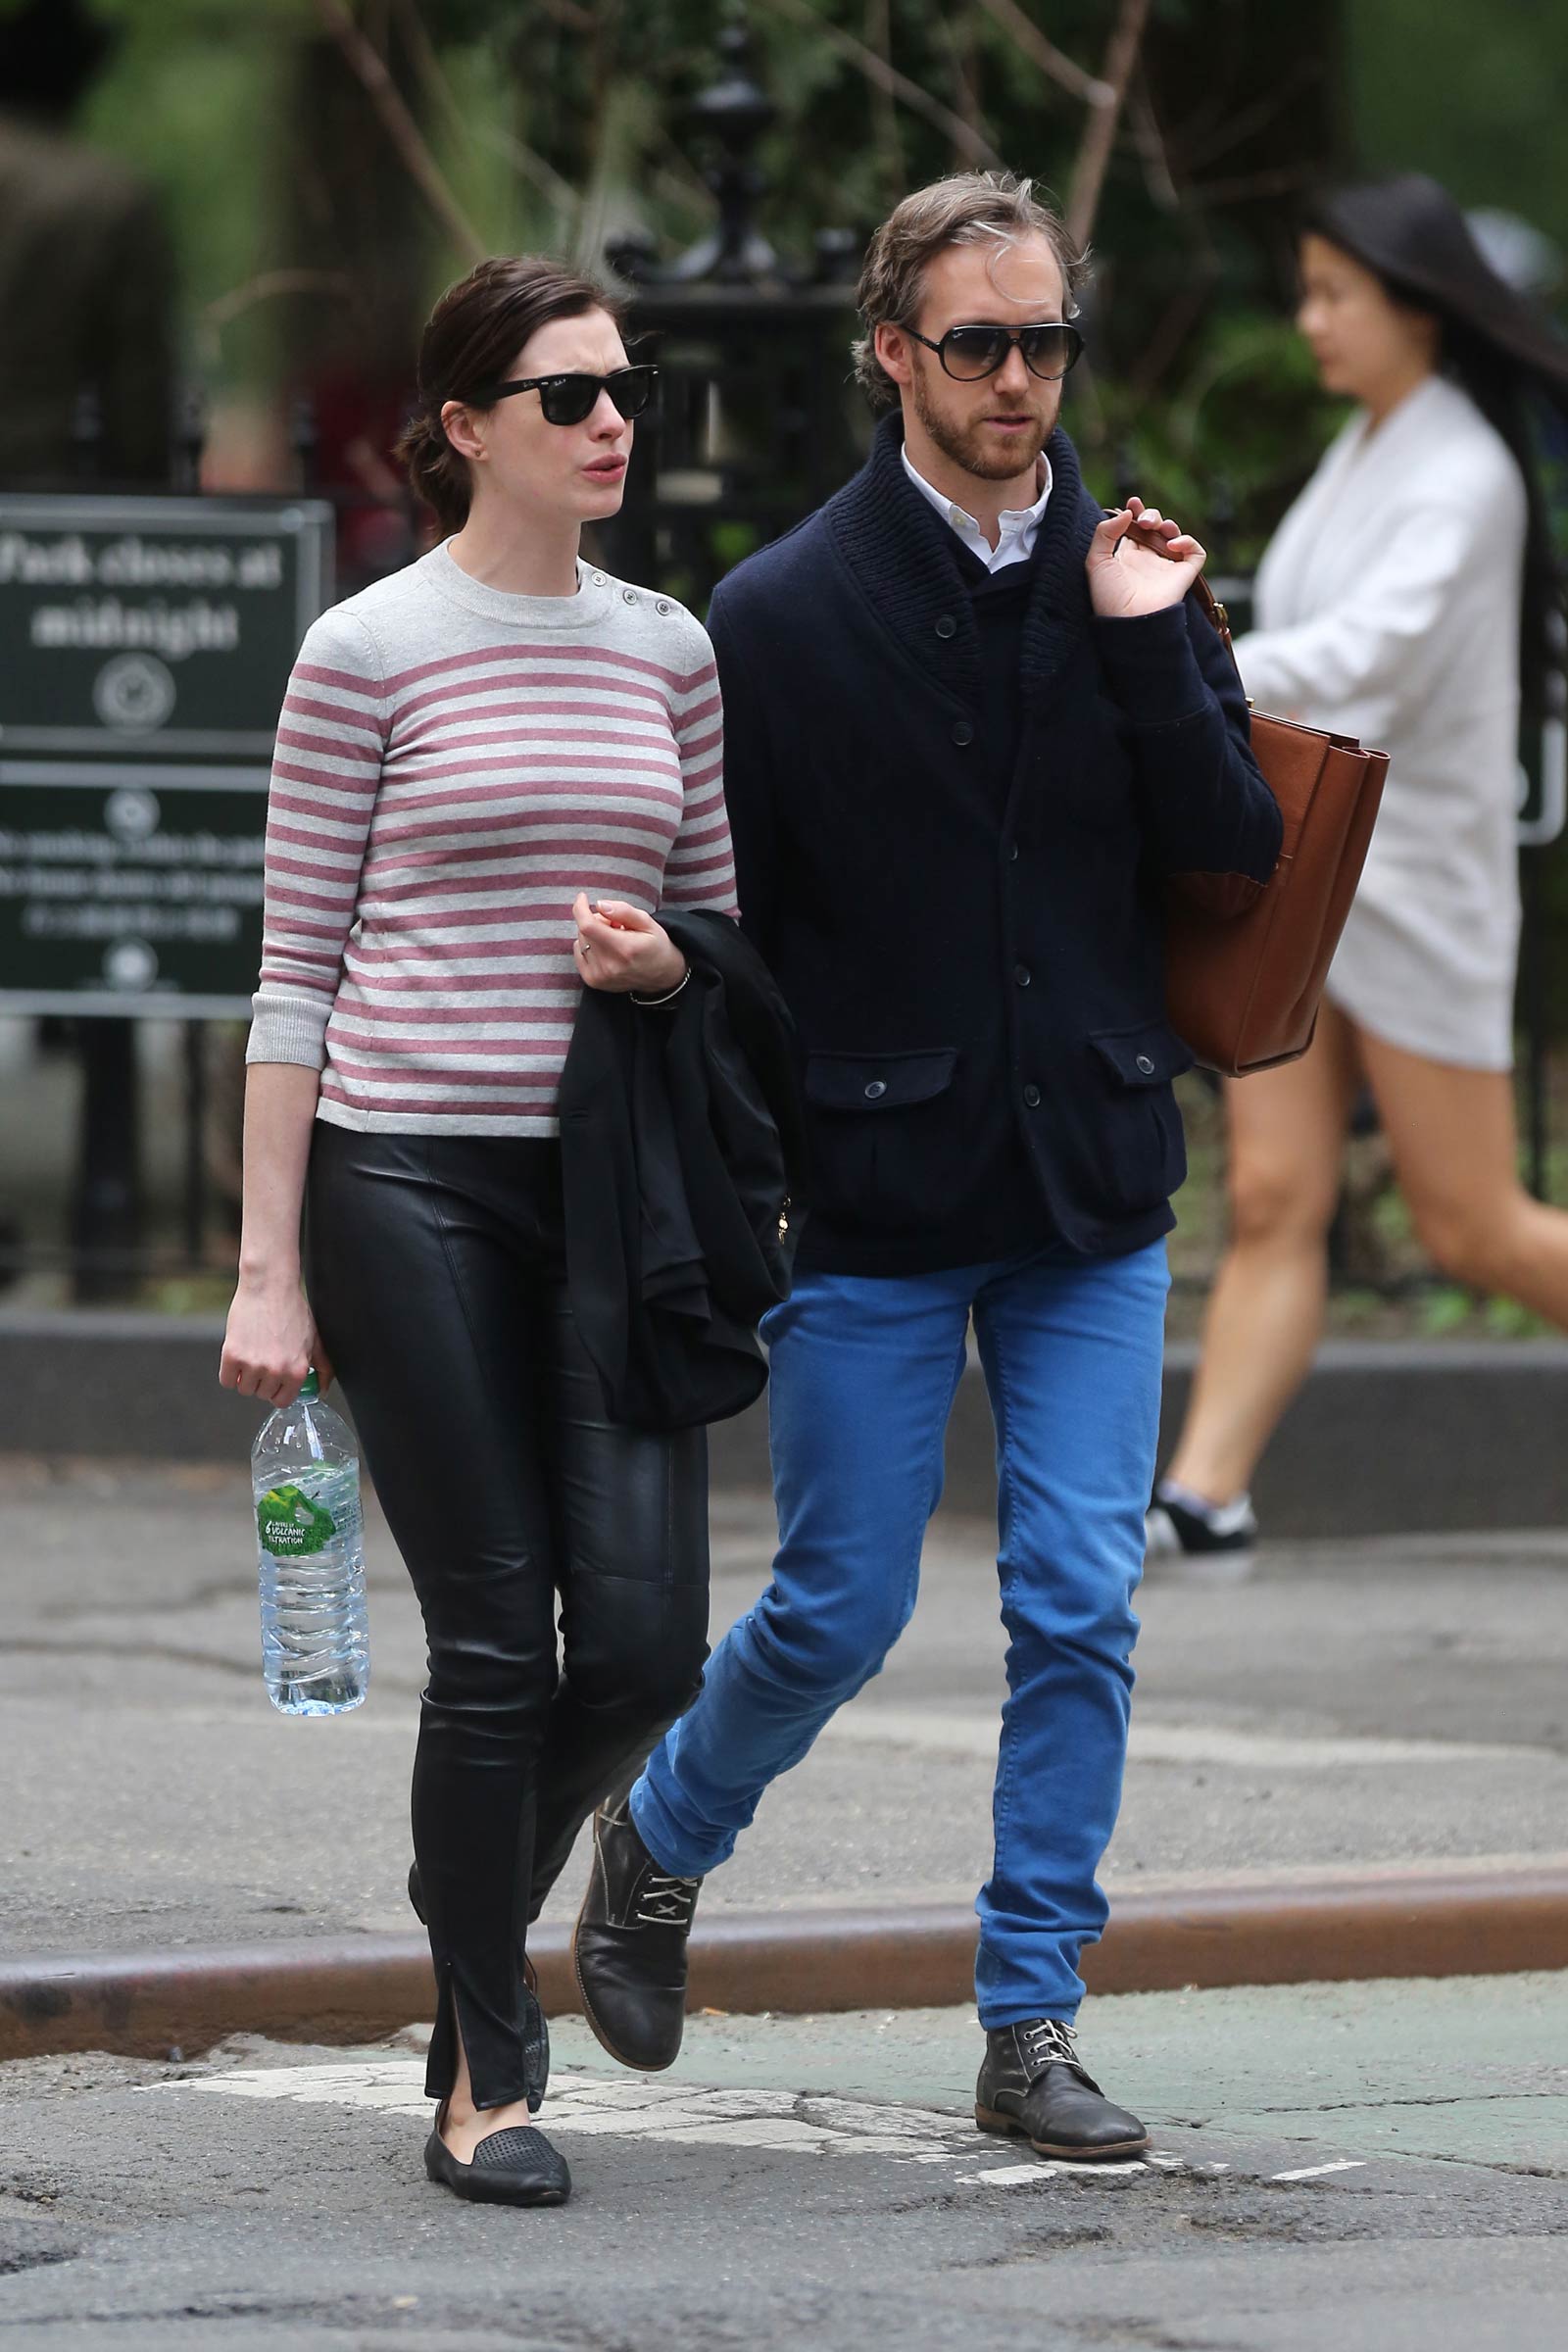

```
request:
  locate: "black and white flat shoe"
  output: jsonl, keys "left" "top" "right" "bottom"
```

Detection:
{"left": 424, "top": 2118, "right": 571, "bottom": 2207}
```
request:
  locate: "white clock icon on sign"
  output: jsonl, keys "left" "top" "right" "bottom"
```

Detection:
{"left": 94, "top": 653, "right": 176, "bottom": 732}
{"left": 104, "top": 940, "right": 158, "bottom": 991}
{"left": 105, "top": 788, "right": 160, "bottom": 842}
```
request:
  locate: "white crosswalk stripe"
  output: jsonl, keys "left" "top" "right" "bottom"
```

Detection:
{"left": 156, "top": 2059, "right": 1369, "bottom": 2191}
{"left": 156, "top": 2059, "right": 1161, "bottom": 2180}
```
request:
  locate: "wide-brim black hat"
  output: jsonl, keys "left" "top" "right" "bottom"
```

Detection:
{"left": 1306, "top": 173, "right": 1568, "bottom": 406}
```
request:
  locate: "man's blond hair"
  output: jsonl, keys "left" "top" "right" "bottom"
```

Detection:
{"left": 852, "top": 171, "right": 1086, "bottom": 411}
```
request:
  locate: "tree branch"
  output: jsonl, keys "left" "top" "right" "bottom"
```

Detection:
{"left": 202, "top": 269, "right": 355, "bottom": 331}
{"left": 313, "top": 0, "right": 487, "bottom": 263}
{"left": 392, "top": 0, "right": 580, "bottom": 218}
{"left": 973, "top": 0, "right": 1113, "bottom": 110}
{"left": 760, "top": 0, "right": 1004, "bottom": 170}
{"left": 1066, "top": 0, "right": 1152, "bottom": 249}
{"left": 1129, "top": 74, "right": 1180, "bottom": 215}
{"left": 864, "top": 0, "right": 906, "bottom": 201}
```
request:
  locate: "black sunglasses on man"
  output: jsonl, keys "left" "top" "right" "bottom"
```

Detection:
{"left": 901, "top": 322, "right": 1084, "bottom": 383}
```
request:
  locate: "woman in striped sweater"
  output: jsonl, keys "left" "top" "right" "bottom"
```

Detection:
{"left": 220, "top": 258, "right": 739, "bottom": 2207}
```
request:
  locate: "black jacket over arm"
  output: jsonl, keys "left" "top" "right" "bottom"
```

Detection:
{"left": 559, "top": 909, "right": 804, "bottom": 1431}
{"left": 708, "top": 412, "right": 1282, "bottom": 1277}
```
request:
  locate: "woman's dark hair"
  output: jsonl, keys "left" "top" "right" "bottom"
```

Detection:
{"left": 1304, "top": 174, "right": 1568, "bottom": 713}
{"left": 395, "top": 257, "right": 627, "bottom": 534}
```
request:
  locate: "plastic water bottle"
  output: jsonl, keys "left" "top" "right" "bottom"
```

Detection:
{"left": 252, "top": 1370, "right": 368, "bottom": 1716}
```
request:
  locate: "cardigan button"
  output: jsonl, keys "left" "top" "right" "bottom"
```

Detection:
{"left": 1023, "top": 1083, "right": 1041, "bottom": 1108}
{"left": 951, "top": 718, "right": 974, "bottom": 747}
{"left": 1006, "top": 844, "right": 1020, "bottom": 863}
{"left": 1014, "top": 962, "right": 1032, "bottom": 989}
{"left": 934, "top": 614, "right": 957, "bottom": 639}
{"left": 863, "top": 1080, "right": 888, "bottom": 1101}
{"left": 1136, "top": 1053, "right": 1155, "bottom": 1074}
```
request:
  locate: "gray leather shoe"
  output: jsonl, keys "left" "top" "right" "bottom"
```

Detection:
{"left": 976, "top": 2018, "right": 1149, "bottom": 2160}
{"left": 572, "top": 1779, "right": 701, "bottom": 2073}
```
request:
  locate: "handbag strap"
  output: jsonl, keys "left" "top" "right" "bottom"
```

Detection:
{"left": 1189, "top": 570, "right": 1254, "bottom": 708}
{"left": 1190, "top": 573, "right": 1235, "bottom": 661}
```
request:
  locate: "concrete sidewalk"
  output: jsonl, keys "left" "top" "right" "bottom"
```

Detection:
{"left": 4, "top": 1454, "right": 1566, "bottom": 1974}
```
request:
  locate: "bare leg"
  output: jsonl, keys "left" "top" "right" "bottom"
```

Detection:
{"left": 1361, "top": 1032, "right": 1568, "bottom": 1325}
{"left": 440, "top": 2023, "right": 539, "bottom": 2163}
{"left": 1164, "top": 1002, "right": 1364, "bottom": 1506}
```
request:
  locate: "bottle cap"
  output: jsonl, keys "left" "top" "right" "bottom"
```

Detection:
{"left": 299, "top": 1369, "right": 320, "bottom": 1399}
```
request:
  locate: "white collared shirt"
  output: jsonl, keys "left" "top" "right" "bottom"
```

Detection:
{"left": 901, "top": 443, "right": 1053, "bottom": 573}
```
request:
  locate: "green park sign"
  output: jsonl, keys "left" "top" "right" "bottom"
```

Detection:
{"left": 0, "top": 493, "right": 333, "bottom": 1017}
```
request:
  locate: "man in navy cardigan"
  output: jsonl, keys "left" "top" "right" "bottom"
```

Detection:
{"left": 576, "top": 172, "right": 1280, "bottom": 2158}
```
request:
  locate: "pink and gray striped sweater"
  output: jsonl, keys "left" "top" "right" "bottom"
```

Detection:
{"left": 246, "top": 542, "right": 738, "bottom": 1135}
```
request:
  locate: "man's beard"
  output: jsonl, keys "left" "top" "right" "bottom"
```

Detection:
{"left": 909, "top": 367, "right": 1052, "bottom": 482}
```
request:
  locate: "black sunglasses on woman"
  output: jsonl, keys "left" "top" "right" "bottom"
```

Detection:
{"left": 483, "top": 364, "right": 660, "bottom": 425}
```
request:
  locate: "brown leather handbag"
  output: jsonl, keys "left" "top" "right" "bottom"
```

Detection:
{"left": 1163, "top": 580, "right": 1390, "bottom": 1077}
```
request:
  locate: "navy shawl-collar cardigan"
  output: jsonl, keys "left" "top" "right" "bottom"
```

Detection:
{"left": 704, "top": 411, "right": 1282, "bottom": 1276}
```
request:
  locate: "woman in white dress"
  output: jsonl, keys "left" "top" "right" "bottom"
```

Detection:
{"left": 1151, "top": 174, "right": 1568, "bottom": 1561}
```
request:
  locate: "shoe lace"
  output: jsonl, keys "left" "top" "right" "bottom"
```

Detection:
{"left": 1017, "top": 2018, "right": 1079, "bottom": 2079}
{"left": 634, "top": 1870, "right": 700, "bottom": 1929}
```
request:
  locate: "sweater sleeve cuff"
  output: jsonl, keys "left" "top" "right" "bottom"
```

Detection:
{"left": 1091, "top": 605, "right": 1210, "bottom": 726}
{"left": 246, "top": 992, "right": 330, "bottom": 1070}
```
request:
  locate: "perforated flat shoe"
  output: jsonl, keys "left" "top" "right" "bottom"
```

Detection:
{"left": 423, "top": 2121, "right": 570, "bottom": 2207}
{"left": 976, "top": 2019, "right": 1149, "bottom": 2161}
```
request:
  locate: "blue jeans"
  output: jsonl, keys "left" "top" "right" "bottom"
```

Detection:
{"left": 633, "top": 1239, "right": 1169, "bottom": 2026}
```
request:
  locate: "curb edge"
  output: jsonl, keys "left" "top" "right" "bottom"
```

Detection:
{"left": 4, "top": 1867, "right": 1567, "bottom": 2063}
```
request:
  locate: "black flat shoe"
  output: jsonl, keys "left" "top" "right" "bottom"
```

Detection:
{"left": 423, "top": 2119, "right": 571, "bottom": 2207}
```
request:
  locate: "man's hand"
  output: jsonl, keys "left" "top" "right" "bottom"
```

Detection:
{"left": 572, "top": 893, "right": 688, "bottom": 995}
{"left": 1086, "top": 495, "right": 1205, "bottom": 620}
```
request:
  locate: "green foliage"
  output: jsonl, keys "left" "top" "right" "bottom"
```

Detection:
{"left": 76, "top": 0, "right": 297, "bottom": 383}
{"left": 1349, "top": 0, "right": 1568, "bottom": 263}
{"left": 1420, "top": 1285, "right": 1474, "bottom": 1337}
{"left": 1076, "top": 307, "right": 1343, "bottom": 565}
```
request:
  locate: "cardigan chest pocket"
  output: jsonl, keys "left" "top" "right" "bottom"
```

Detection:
{"left": 1087, "top": 1023, "right": 1193, "bottom": 1212}
{"left": 805, "top": 1048, "right": 962, "bottom": 1234}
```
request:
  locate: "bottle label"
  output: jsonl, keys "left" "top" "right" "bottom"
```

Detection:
{"left": 257, "top": 1484, "right": 338, "bottom": 1557}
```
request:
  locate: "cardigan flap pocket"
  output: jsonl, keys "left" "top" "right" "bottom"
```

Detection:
{"left": 1090, "top": 1024, "right": 1194, "bottom": 1090}
{"left": 806, "top": 1047, "right": 958, "bottom": 1112}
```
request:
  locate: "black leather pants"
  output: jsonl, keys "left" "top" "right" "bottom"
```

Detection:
{"left": 305, "top": 1123, "right": 710, "bottom": 2108}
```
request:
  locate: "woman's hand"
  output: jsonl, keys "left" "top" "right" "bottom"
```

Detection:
{"left": 571, "top": 893, "right": 687, "bottom": 996}
{"left": 220, "top": 1273, "right": 333, "bottom": 1407}
{"left": 1087, "top": 495, "right": 1206, "bottom": 619}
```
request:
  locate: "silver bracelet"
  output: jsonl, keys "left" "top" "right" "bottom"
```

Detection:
{"left": 631, "top": 966, "right": 692, "bottom": 1008}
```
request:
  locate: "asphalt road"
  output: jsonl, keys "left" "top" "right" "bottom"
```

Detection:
{"left": 3, "top": 1460, "right": 1567, "bottom": 1960}
{"left": 1, "top": 1975, "right": 1565, "bottom": 2349}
